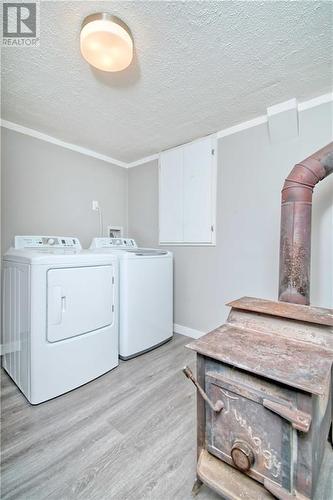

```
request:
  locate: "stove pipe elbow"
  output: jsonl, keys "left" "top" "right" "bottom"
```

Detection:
{"left": 278, "top": 143, "right": 333, "bottom": 305}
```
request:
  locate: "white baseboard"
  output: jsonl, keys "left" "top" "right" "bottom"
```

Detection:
{"left": 173, "top": 323, "right": 205, "bottom": 339}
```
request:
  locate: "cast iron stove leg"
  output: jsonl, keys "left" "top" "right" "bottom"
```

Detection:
{"left": 191, "top": 477, "right": 203, "bottom": 497}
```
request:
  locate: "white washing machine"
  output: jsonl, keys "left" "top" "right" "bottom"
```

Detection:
{"left": 89, "top": 238, "right": 173, "bottom": 359}
{"left": 2, "top": 235, "right": 119, "bottom": 404}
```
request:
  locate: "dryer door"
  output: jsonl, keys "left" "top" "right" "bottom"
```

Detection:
{"left": 47, "top": 265, "right": 114, "bottom": 342}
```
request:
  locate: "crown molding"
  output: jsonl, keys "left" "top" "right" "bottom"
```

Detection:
{"left": 1, "top": 92, "right": 332, "bottom": 169}
{"left": 217, "top": 92, "right": 333, "bottom": 140}
{"left": 127, "top": 153, "right": 159, "bottom": 168}
{"left": 0, "top": 120, "right": 128, "bottom": 168}
{"left": 298, "top": 92, "right": 333, "bottom": 111}
{"left": 217, "top": 114, "right": 267, "bottom": 139}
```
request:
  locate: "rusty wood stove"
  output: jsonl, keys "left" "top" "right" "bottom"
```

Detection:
{"left": 184, "top": 144, "right": 333, "bottom": 499}
{"left": 186, "top": 297, "right": 333, "bottom": 499}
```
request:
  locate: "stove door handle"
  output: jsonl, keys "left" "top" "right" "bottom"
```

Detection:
{"left": 183, "top": 366, "right": 224, "bottom": 413}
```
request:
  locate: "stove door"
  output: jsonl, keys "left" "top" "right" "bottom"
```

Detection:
{"left": 205, "top": 371, "right": 294, "bottom": 493}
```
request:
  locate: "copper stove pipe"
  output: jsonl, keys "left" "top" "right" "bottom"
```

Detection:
{"left": 278, "top": 142, "right": 333, "bottom": 305}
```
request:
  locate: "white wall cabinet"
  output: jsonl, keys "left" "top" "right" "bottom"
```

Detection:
{"left": 159, "top": 135, "right": 217, "bottom": 245}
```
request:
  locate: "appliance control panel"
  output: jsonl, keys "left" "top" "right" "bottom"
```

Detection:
{"left": 90, "top": 237, "right": 137, "bottom": 249}
{"left": 14, "top": 236, "right": 82, "bottom": 249}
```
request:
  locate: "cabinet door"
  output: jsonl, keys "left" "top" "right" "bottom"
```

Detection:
{"left": 47, "top": 265, "right": 114, "bottom": 342}
{"left": 159, "top": 147, "right": 184, "bottom": 243}
{"left": 183, "top": 136, "right": 214, "bottom": 243}
{"left": 159, "top": 135, "right": 216, "bottom": 245}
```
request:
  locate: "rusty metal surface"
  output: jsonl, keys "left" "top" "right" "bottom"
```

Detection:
{"left": 183, "top": 366, "right": 224, "bottom": 413}
{"left": 202, "top": 356, "right": 331, "bottom": 499}
{"left": 189, "top": 344, "right": 332, "bottom": 499}
{"left": 278, "top": 142, "right": 333, "bottom": 305}
{"left": 231, "top": 440, "right": 255, "bottom": 472}
{"left": 262, "top": 399, "right": 311, "bottom": 432}
{"left": 227, "top": 296, "right": 333, "bottom": 327}
{"left": 205, "top": 372, "right": 294, "bottom": 489}
{"left": 187, "top": 324, "right": 333, "bottom": 395}
{"left": 264, "top": 478, "right": 309, "bottom": 500}
{"left": 227, "top": 309, "right": 333, "bottom": 351}
{"left": 197, "top": 449, "right": 275, "bottom": 499}
{"left": 196, "top": 354, "right": 206, "bottom": 462}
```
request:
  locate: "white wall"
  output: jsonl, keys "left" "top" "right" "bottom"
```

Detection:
{"left": 128, "top": 102, "right": 333, "bottom": 333}
{"left": 1, "top": 128, "right": 128, "bottom": 252}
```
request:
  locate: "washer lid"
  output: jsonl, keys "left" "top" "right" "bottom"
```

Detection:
{"left": 125, "top": 248, "right": 168, "bottom": 256}
{"left": 90, "top": 238, "right": 172, "bottom": 257}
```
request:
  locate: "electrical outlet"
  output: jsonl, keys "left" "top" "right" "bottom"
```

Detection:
{"left": 92, "top": 200, "right": 99, "bottom": 211}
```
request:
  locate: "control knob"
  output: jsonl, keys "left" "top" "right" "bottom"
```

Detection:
{"left": 231, "top": 441, "right": 255, "bottom": 472}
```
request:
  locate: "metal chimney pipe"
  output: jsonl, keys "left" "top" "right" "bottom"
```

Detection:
{"left": 278, "top": 142, "right": 333, "bottom": 305}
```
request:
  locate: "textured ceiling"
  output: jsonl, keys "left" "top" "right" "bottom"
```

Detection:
{"left": 2, "top": 1, "right": 333, "bottom": 162}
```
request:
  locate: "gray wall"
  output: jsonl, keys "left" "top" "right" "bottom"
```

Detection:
{"left": 2, "top": 102, "right": 332, "bottom": 335}
{"left": 128, "top": 102, "right": 333, "bottom": 332}
{"left": 1, "top": 128, "right": 128, "bottom": 252}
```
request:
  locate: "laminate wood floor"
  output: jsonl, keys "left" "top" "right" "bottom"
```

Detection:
{"left": 1, "top": 334, "right": 332, "bottom": 500}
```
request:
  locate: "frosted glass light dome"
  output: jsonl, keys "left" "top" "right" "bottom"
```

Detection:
{"left": 80, "top": 14, "right": 133, "bottom": 72}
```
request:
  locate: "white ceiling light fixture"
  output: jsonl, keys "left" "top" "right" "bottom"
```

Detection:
{"left": 80, "top": 13, "right": 133, "bottom": 72}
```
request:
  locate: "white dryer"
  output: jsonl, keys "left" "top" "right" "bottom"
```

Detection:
{"left": 2, "top": 236, "right": 119, "bottom": 404}
{"left": 89, "top": 238, "right": 173, "bottom": 359}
